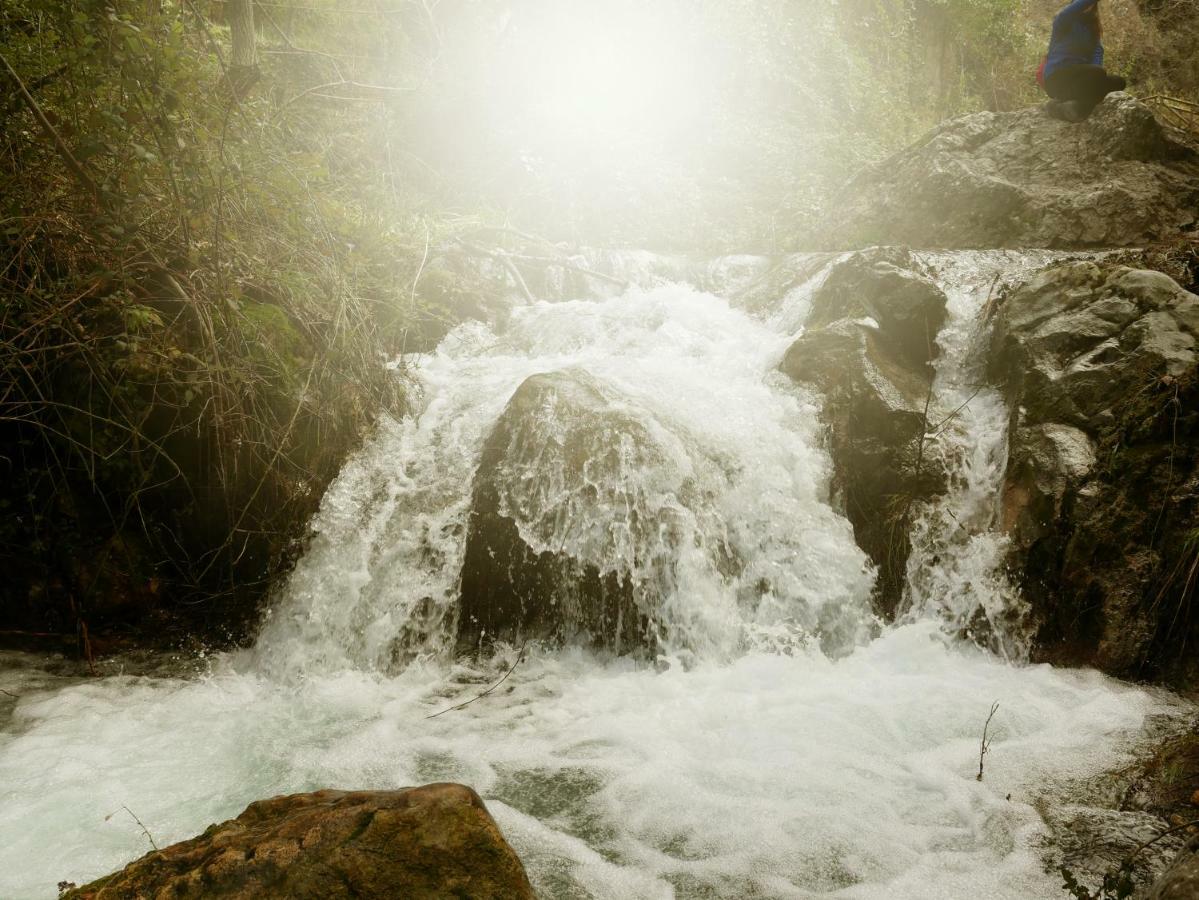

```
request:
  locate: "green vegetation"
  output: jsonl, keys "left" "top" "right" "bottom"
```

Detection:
{"left": 0, "top": 0, "right": 451, "bottom": 646}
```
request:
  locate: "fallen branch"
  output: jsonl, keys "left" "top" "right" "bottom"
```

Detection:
{"left": 426, "top": 643, "right": 528, "bottom": 719}
{"left": 976, "top": 701, "right": 1000, "bottom": 781}
{"left": 454, "top": 238, "right": 628, "bottom": 294}
{"left": 454, "top": 239, "right": 535, "bottom": 302}
{"left": 505, "top": 252, "right": 629, "bottom": 289}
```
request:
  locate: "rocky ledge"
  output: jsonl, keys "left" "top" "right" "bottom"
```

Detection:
{"left": 825, "top": 94, "right": 1199, "bottom": 250}
{"left": 989, "top": 260, "right": 1199, "bottom": 684}
{"left": 62, "top": 783, "right": 534, "bottom": 900}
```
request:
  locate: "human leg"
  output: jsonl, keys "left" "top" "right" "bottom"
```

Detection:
{"left": 1044, "top": 64, "right": 1124, "bottom": 119}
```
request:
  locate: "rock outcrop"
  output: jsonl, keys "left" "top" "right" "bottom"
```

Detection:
{"left": 826, "top": 94, "right": 1199, "bottom": 250}
{"left": 990, "top": 261, "right": 1199, "bottom": 682}
{"left": 1147, "top": 836, "right": 1199, "bottom": 900}
{"left": 63, "top": 784, "right": 535, "bottom": 900}
{"left": 457, "top": 370, "right": 676, "bottom": 653}
{"left": 777, "top": 248, "right": 949, "bottom": 615}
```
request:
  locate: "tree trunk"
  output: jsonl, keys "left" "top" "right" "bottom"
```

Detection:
{"left": 229, "top": 0, "right": 256, "bottom": 70}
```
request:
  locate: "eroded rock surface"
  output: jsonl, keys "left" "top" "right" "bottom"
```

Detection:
{"left": 826, "top": 94, "right": 1199, "bottom": 250}
{"left": 63, "top": 783, "right": 535, "bottom": 900}
{"left": 990, "top": 261, "right": 1199, "bottom": 682}
{"left": 777, "top": 248, "right": 949, "bottom": 615}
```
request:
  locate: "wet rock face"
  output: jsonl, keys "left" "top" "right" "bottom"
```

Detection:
{"left": 457, "top": 370, "right": 669, "bottom": 654}
{"left": 1148, "top": 836, "right": 1199, "bottom": 900}
{"left": 826, "top": 94, "right": 1199, "bottom": 250}
{"left": 62, "top": 784, "right": 535, "bottom": 900}
{"left": 990, "top": 262, "right": 1199, "bottom": 683}
{"left": 779, "top": 248, "right": 949, "bottom": 616}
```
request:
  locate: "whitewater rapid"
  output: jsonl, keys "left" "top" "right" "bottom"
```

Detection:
{"left": 0, "top": 253, "right": 1188, "bottom": 899}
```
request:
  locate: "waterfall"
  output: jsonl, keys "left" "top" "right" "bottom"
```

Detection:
{"left": 254, "top": 273, "right": 876, "bottom": 674}
{"left": 900, "top": 250, "right": 1077, "bottom": 658}
{"left": 0, "top": 251, "right": 1187, "bottom": 900}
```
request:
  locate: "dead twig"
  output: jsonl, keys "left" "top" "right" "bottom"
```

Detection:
{"left": 426, "top": 643, "right": 528, "bottom": 719}
{"left": 105, "top": 805, "right": 159, "bottom": 851}
{"left": 976, "top": 701, "right": 1000, "bottom": 781}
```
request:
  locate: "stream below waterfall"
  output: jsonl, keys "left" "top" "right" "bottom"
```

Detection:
{"left": 0, "top": 250, "right": 1192, "bottom": 899}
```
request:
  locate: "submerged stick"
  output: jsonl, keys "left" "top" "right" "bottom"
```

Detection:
{"left": 426, "top": 642, "right": 528, "bottom": 720}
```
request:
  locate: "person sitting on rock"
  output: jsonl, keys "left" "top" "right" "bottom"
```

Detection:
{"left": 1039, "top": 0, "right": 1127, "bottom": 122}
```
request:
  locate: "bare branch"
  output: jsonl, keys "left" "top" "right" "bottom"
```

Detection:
{"left": 426, "top": 644, "right": 528, "bottom": 719}
{"left": 976, "top": 701, "right": 1000, "bottom": 781}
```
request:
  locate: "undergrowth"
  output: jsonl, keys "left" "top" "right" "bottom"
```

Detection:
{"left": 0, "top": 0, "right": 482, "bottom": 648}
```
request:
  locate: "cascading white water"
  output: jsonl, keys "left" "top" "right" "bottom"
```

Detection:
{"left": 0, "top": 252, "right": 1188, "bottom": 900}
{"left": 901, "top": 250, "right": 1077, "bottom": 659}
{"left": 255, "top": 281, "right": 875, "bottom": 673}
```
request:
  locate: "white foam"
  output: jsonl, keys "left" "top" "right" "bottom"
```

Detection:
{"left": 255, "top": 282, "right": 876, "bottom": 673}
{"left": 902, "top": 250, "right": 1078, "bottom": 657}
{"left": 0, "top": 253, "right": 1187, "bottom": 899}
{"left": 0, "top": 626, "right": 1178, "bottom": 899}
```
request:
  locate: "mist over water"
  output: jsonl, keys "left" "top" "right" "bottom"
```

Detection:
{"left": 0, "top": 253, "right": 1188, "bottom": 899}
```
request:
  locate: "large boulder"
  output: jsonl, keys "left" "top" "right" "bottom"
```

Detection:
{"left": 778, "top": 248, "right": 949, "bottom": 616}
{"left": 63, "top": 784, "right": 535, "bottom": 900}
{"left": 824, "top": 94, "right": 1199, "bottom": 250}
{"left": 457, "top": 370, "right": 681, "bottom": 654}
{"left": 990, "top": 261, "right": 1199, "bottom": 683}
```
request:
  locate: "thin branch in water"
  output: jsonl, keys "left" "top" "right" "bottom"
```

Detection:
{"left": 0, "top": 689, "right": 17, "bottom": 699}
{"left": 927, "top": 386, "right": 983, "bottom": 437}
{"left": 105, "top": 805, "right": 159, "bottom": 851}
{"left": 976, "top": 701, "right": 1000, "bottom": 781}
{"left": 1125, "top": 816, "right": 1199, "bottom": 861}
{"left": 426, "top": 643, "right": 528, "bottom": 719}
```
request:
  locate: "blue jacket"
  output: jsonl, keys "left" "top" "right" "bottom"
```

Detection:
{"left": 1044, "top": 0, "right": 1103, "bottom": 81}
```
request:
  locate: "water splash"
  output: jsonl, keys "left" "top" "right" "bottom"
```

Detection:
{"left": 256, "top": 281, "right": 875, "bottom": 674}
{"left": 901, "top": 250, "right": 1080, "bottom": 659}
{"left": 0, "top": 249, "right": 1186, "bottom": 900}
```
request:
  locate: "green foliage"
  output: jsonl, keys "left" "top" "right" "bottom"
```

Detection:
{"left": 0, "top": 0, "right": 453, "bottom": 643}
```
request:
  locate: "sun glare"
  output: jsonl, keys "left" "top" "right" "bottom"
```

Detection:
{"left": 487, "top": 4, "right": 708, "bottom": 168}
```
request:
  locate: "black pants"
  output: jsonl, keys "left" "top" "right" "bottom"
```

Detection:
{"left": 1044, "top": 64, "right": 1127, "bottom": 118}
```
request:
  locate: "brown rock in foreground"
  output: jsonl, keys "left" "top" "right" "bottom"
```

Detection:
{"left": 64, "top": 783, "right": 535, "bottom": 900}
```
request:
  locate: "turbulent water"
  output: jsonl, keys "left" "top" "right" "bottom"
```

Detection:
{"left": 0, "top": 252, "right": 1189, "bottom": 899}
